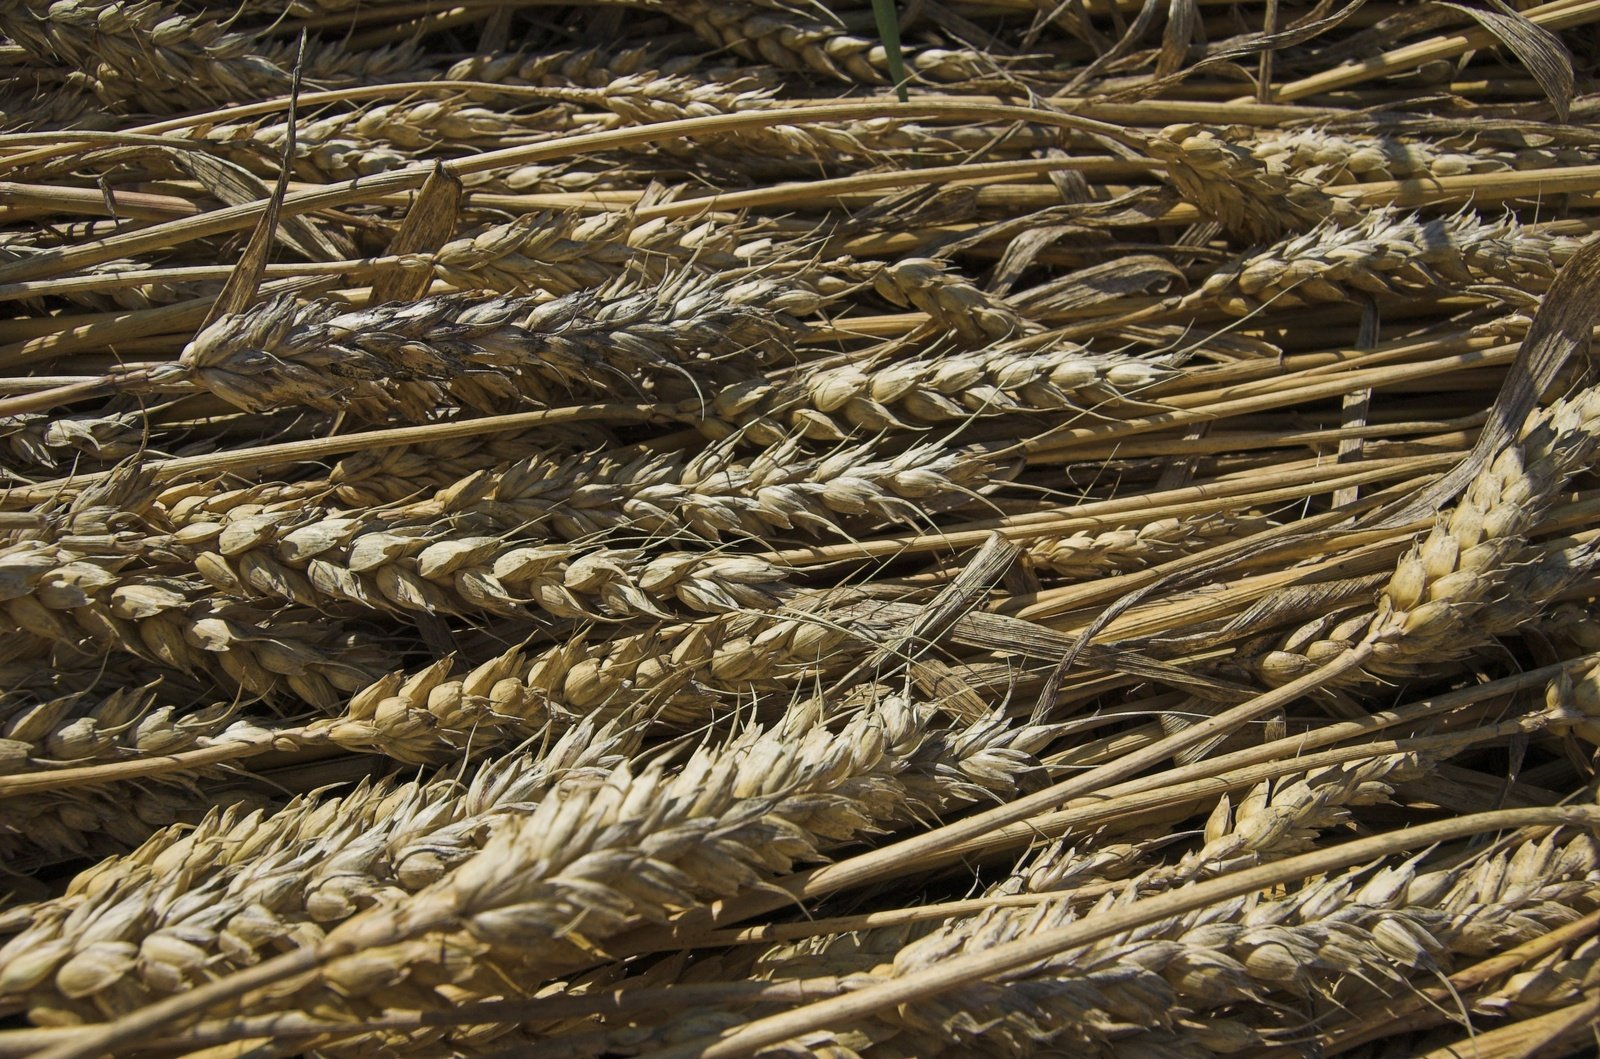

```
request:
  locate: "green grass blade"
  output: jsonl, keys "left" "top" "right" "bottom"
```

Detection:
{"left": 868, "top": 0, "right": 910, "bottom": 102}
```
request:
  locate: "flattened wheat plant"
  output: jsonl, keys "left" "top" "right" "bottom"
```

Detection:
{"left": 5, "top": 2, "right": 1600, "bottom": 1057}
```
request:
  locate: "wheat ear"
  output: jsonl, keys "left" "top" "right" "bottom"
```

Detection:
{"left": 713, "top": 346, "right": 1169, "bottom": 443}
{"left": 1262, "top": 385, "right": 1600, "bottom": 684}
{"left": 1196, "top": 209, "right": 1581, "bottom": 315}
{"left": 809, "top": 828, "right": 1600, "bottom": 1057}
{"left": 0, "top": 720, "right": 635, "bottom": 1023}
{"left": 0, "top": 0, "right": 426, "bottom": 113}
{"left": 166, "top": 274, "right": 816, "bottom": 421}
{"left": 0, "top": 541, "right": 394, "bottom": 708}
{"left": 1147, "top": 124, "right": 1360, "bottom": 242}
{"left": 417, "top": 436, "right": 1001, "bottom": 541}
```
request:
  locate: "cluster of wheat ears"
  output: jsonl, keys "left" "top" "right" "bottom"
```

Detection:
{"left": 4, "top": 0, "right": 1600, "bottom": 1056}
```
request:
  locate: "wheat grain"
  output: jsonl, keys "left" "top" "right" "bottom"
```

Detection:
{"left": 1484, "top": 933, "right": 1600, "bottom": 1018}
{"left": 156, "top": 479, "right": 343, "bottom": 527}
{"left": 0, "top": 62, "right": 101, "bottom": 129}
{"left": 1546, "top": 653, "right": 1600, "bottom": 746}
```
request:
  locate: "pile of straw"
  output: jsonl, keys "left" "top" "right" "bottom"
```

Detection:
{"left": 3, "top": 1, "right": 1600, "bottom": 1055}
